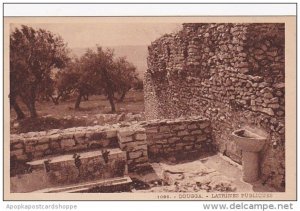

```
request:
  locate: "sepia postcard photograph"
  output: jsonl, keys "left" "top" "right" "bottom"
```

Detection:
{"left": 2, "top": 3, "right": 297, "bottom": 201}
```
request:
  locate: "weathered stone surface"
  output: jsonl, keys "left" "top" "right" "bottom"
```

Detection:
{"left": 145, "top": 117, "right": 213, "bottom": 160}
{"left": 177, "top": 130, "right": 189, "bottom": 136}
{"left": 196, "top": 135, "right": 208, "bottom": 142}
{"left": 105, "top": 130, "right": 117, "bottom": 138}
{"left": 118, "top": 136, "right": 133, "bottom": 143}
{"left": 117, "top": 130, "right": 135, "bottom": 137}
{"left": 129, "top": 150, "right": 144, "bottom": 159}
{"left": 35, "top": 144, "right": 49, "bottom": 151}
{"left": 11, "top": 149, "right": 24, "bottom": 157}
{"left": 187, "top": 124, "right": 198, "bottom": 130}
{"left": 199, "top": 121, "right": 210, "bottom": 129}
{"left": 160, "top": 126, "right": 170, "bottom": 132}
{"left": 168, "top": 137, "right": 180, "bottom": 143}
{"left": 190, "top": 130, "right": 203, "bottom": 135}
{"left": 135, "top": 133, "right": 146, "bottom": 140}
{"left": 60, "top": 139, "right": 75, "bottom": 149}
{"left": 144, "top": 23, "right": 285, "bottom": 190}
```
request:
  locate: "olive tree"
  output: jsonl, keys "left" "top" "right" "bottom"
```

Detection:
{"left": 10, "top": 25, "right": 69, "bottom": 118}
{"left": 113, "top": 57, "right": 139, "bottom": 102}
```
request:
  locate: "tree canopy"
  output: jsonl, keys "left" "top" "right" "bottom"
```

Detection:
{"left": 10, "top": 25, "right": 141, "bottom": 119}
{"left": 10, "top": 25, "right": 70, "bottom": 118}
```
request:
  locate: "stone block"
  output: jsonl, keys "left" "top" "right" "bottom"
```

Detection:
{"left": 159, "top": 126, "right": 170, "bottom": 132}
{"left": 199, "top": 121, "right": 210, "bottom": 129}
{"left": 11, "top": 142, "right": 23, "bottom": 150}
{"left": 25, "top": 145, "right": 35, "bottom": 153}
{"left": 194, "top": 143, "right": 202, "bottom": 150}
{"left": 132, "top": 144, "right": 148, "bottom": 152}
{"left": 204, "top": 127, "right": 212, "bottom": 134}
{"left": 168, "top": 137, "right": 180, "bottom": 143}
{"left": 60, "top": 139, "right": 75, "bottom": 149}
{"left": 145, "top": 127, "right": 158, "bottom": 133}
{"left": 148, "top": 146, "right": 161, "bottom": 154}
{"left": 164, "top": 147, "right": 176, "bottom": 153}
{"left": 190, "top": 129, "right": 203, "bottom": 135}
{"left": 38, "top": 136, "right": 50, "bottom": 144}
{"left": 196, "top": 134, "right": 207, "bottom": 142}
{"left": 178, "top": 130, "right": 189, "bottom": 136}
{"left": 10, "top": 137, "right": 22, "bottom": 145}
{"left": 61, "top": 132, "right": 74, "bottom": 139}
{"left": 171, "top": 124, "right": 186, "bottom": 131}
{"left": 74, "top": 131, "right": 86, "bottom": 139}
{"left": 175, "top": 143, "right": 185, "bottom": 151}
{"left": 48, "top": 134, "right": 61, "bottom": 141}
{"left": 184, "top": 145, "right": 194, "bottom": 150}
{"left": 105, "top": 130, "right": 117, "bottom": 138}
{"left": 119, "top": 136, "right": 133, "bottom": 143}
{"left": 135, "top": 133, "right": 147, "bottom": 140}
{"left": 268, "top": 103, "right": 280, "bottom": 109}
{"left": 134, "top": 156, "right": 149, "bottom": 164}
{"left": 187, "top": 124, "right": 198, "bottom": 130}
{"left": 183, "top": 136, "right": 195, "bottom": 142}
{"left": 118, "top": 130, "right": 135, "bottom": 137}
{"left": 258, "top": 107, "right": 275, "bottom": 116}
{"left": 15, "top": 154, "right": 28, "bottom": 161}
{"left": 11, "top": 149, "right": 24, "bottom": 157}
{"left": 89, "top": 132, "right": 106, "bottom": 140}
{"left": 35, "top": 144, "right": 49, "bottom": 151}
{"left": 33, "top": 151, "right": 44, "bottom": 158}
{"left": 24, "top": 138, "right": 38, "bottom": 145}
{"left": 129, "top": 150, "right": 144, "bottom": 159}
{"left": 100, "top": 139, "right": 111, "bottom": 147}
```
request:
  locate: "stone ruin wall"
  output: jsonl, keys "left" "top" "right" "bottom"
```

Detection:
{"left": 11, "top": 117, "right": 213, "bottom": 174}
{"left": 146, "top": 117, "right": 213, "bottom": 161}
{"left": 144, "top": 23, "right": 285, "bottom": 190}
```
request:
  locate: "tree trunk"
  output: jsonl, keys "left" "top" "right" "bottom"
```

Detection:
{"left": 53, "top": 99, "right": 59, "bottom": 105}
{"left": 50, "top": 95, "right": 61, "bottom": 105}
{"left": 107, "top": 91, "right": 116, "bottom": 113}
{"left": 28, "top": 101, "right": 38, "bottom": 118}
{"left": 101, "top": 68, "right": 116, "bottom": 113}
{"left": 21, "top": 91, "right": 38, "bottom": 118}
{"left": 83, "top": 94, "right": 89, "bottom": 101}
{"left": 29, "top": 85, "right": 38, "bottom": 118}
{"left": 75, "top": 93, "right": 82, "bottom": 110}
{"left": 118, "top": 90, "right": 127, "bottom": 102}
{"left": 10, "top": 95, "right": 25, "bottom": 120}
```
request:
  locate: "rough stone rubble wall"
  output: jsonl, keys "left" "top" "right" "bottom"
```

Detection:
{"left": 144, "top": 23, "right": 285, "bottom": 190}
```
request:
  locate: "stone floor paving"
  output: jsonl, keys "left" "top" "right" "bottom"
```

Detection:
{"left": 133, "top": 154, "right": 276, "bottom": 193}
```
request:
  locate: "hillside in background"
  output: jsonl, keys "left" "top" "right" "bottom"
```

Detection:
{"left": 72, "top": 45, "right": 148, "bottom": 79}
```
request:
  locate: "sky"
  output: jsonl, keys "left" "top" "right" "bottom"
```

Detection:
{"left": 11, "top": 22, "right": 182, "bottom": 49}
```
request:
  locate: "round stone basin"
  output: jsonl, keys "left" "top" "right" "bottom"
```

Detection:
{"left": 232, "top": 129, "right": 266, "bottom": 152}
{"left": 232, "top": 128, "right": 266, "bottom": 182}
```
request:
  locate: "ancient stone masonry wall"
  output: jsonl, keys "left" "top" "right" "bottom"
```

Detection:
{"left": 145, "top": 23, "right": 285, "bottom": 190}
{"left": 145, "top": 116, "right": 214, "bottom": 161}
{"left": 11, "top": 117, "right": 214, "bottom": 174}
{"left": 10, "top": 125, "right": 120, "bottom": 161}
{"left": 117, "top": 125, "right": 149, "bottom": 172}
{"left": 10, "top": 124, "right": 147, "bottom": 174}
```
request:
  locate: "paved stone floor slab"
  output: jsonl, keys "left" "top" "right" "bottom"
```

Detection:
{"left": 134, "top": 154, "right": 276, "bottom": 193}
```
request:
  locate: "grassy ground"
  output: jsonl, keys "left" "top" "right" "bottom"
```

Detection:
{"left": 10, "top": 90, "right": 145, "bottom": 134}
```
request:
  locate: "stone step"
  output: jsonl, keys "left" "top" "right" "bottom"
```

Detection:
{"left": 25, "top": 148, "right": 127, "bottom": 187}
{"left": 10, "top": 128, "right": 120, "bottom": 163}
{"left": 32, "top": 176, "right": 132, "bottom": 193}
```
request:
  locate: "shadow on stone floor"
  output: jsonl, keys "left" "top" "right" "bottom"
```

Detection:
{"left": 133, "top": 153, "right": 277, "bottom": 193}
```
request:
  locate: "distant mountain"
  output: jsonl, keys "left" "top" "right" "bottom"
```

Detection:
{"left": 71, "top": 45, "right": 148, "bottom": 79}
